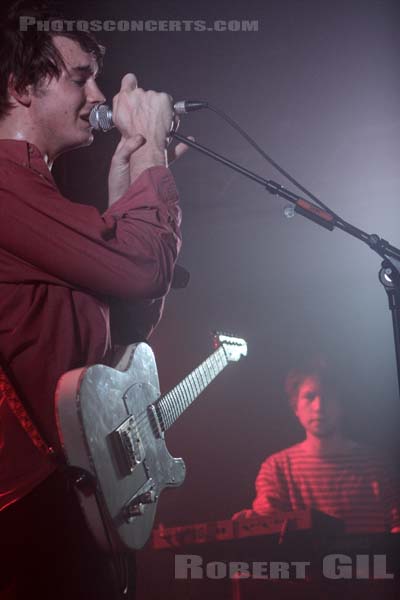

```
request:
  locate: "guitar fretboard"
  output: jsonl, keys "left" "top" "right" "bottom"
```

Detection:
{"left": 155, "top": 346, "right": 228, "bottom": 431}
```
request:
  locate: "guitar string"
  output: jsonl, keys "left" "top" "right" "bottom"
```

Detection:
{"left": 125, "top": 340, "right": 242, "bottom": 439}
{"left": 157, "top": 357, "right": 218, "bottom": 431}
{"left": 128, "top": 347, "right": 229, "bottom": 437}
{"left": 154, "top": 349, "right": 224, "bottom": 429}
{"left": 127, "top": 352, "right": 221, "bottom": 434}
{"left": 158, "top": 350, "right": 228, "bottom": 431}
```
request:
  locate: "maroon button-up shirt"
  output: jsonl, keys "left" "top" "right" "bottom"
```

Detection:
{"left": 0, "top": 140, "right": 181, "bottom": 510}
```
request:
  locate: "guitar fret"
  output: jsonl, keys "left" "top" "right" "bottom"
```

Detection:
{"left": 174, "top": 382, "right": 185, "bottom": 414}
{"left": 215, "top": 349, "right": 225, "bottom": 373}
{"left": 209, "top": 353, "right": 220, "bottom": 380}
{"left": 174, "top": 387, "right": 184, "bottom": 419}
{"left": 189, "top": 368, "right": 202, "bottom": 397}
{"left": 198, "top": 367, "right": 207, "bottom": 393}
{"left": 160, "top": 389, "right": 178, "bottom": 429}
{"left": 182, "top": 377, "right": 194, "bottom": 407}
{"left": 201, "top": 361, "right": 214, "bottom": 387}
{"left": 162, "top": 393, "right": 174, "bottom": 430}
{"left": 170, "top": 388, "right": 183, "bottom": 426}
{"left": 171, "top": 390, "right": 181, "bottom": 426}
{"left": 218, "top": 348, "right": 228, "bottom": 371}
{"left": 200, "top": 368, "right": 209, "bottom": 391}
{"left": 184, "top": 377, "right": 195, "bottom": 404}
{"left": 190, "top": 369, "right": 201, "bottom": 394}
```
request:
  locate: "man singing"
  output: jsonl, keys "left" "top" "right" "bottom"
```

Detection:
{"left": 0, "top": 2, "right": 186, "bottom": 598}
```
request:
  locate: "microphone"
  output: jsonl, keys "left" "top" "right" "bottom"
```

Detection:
{"left": 89, "top": 100, "right": 208, "bottom": 132}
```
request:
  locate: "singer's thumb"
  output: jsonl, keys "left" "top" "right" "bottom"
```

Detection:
{"left": 120, "top": 73, "right": 138, "bottom": 91}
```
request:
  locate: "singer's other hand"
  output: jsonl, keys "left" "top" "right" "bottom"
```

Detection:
{"left": 112, "top": 73, "right": 173, "bottom": 178}
{"left": 231, "top": 508, "right": 256, "bottom": 520}
{"left": 167, "top": 135, "right": 194, "bottom": 165}
{"left": 108, "top": 134, "right": 145, "bottom": 206}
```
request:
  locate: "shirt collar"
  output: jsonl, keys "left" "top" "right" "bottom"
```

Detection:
{"left": 0, "top": 139, "right": 55, "bottom": 184}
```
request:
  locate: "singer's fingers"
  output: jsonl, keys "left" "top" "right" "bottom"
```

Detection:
{"left": 171, "top": 114, "right": 180, "bottom": 131}
{"left": 167, "top": 136, "right": 195, "bottom": 165}
{"left": 113, "top": 74, "right": 139, "bottom": 124}
{"left": 120, "top": 73, "right": 138, "bottom": 91}
{"left": 122, "top": 134, "right": 146, "bottom": 156}
{"left": 174, "top": 141, "right": 190, "bottom": 159}
{"left": 114, "top": 134, "right": 146, "bottom": 162}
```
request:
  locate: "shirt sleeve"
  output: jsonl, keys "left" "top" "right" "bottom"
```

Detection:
{"left": 252, "top": 455, "right": 291, "bottom": 515}
{"left": 0, "top": 163, "right": 181, "bottom": 301}
{"left": 109, "top": 297, "right": 164, "bottom": 344}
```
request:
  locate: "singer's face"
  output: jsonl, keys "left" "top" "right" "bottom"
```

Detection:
{"left": 29, "top": 36, "right": 105, "bottom": 160}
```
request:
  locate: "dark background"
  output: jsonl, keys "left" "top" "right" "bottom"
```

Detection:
{"left": 52, "top": 0, "right": 400, "bottom": 527}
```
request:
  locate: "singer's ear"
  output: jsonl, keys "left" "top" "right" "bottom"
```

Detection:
{"left": 7, "top": 74, "right": 33, "bottom": 108}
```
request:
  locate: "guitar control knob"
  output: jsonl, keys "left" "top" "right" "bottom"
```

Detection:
{"left": 137, "top": 490, "right": 157, "bottom": 504}
{"left": 125, "top": 502, "right": 145, "bottom": 520}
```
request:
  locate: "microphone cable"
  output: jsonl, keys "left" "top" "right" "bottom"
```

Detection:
{"left": 196, "top": 102, "right": 345, "bottom": 225}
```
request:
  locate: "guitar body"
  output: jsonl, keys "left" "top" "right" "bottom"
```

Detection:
{"left": 56, "top": 343, "right": 186, "bottom": 551}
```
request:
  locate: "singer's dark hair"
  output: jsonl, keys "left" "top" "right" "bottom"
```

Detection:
{"left": 284, "top": 356, "right": 340, "bottom": 411}
{"left": 0, "top": 1, "right": 105, "bottom": 121}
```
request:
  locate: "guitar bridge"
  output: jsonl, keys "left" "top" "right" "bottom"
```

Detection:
{"left": 112, "top": 416, "right": 144, "bottom": 477}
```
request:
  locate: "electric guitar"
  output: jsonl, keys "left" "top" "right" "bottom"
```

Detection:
{"left": 55, "top": 333, "right": 247, "bottom": 552}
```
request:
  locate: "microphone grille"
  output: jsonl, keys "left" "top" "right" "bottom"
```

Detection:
{"left": 89, "top": 104, "right": 113, "bottom": 132}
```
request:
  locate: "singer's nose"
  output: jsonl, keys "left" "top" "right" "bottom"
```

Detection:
{"left": 87, "top": 79, "right": 106, "bottom": 105}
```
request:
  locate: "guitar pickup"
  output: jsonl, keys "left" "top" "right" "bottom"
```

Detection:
{"left": 111, "top": 416, "right": 144, "bottom": 477}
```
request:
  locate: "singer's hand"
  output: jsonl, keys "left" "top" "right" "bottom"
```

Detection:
{"left": 231, "top": 509, "right": 256, "bottom": 520}
{"left": 167, "top": 137, "right": 194, "bottom": 164}
{"left": 112, "top": 73, "right": 174, "bottom": 180}
{"left": 108, "top": 134, "right": 145, "bottom": 206}
{"left": 108, "top": 132, "right": 192, "bottom": 206}
{"left": 166, "top": 115, "right": 193, "bottom": 164}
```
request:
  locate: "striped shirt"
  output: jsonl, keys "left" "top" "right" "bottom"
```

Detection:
{"left": 252, "top": 441, "right": 400, "bottom": 533}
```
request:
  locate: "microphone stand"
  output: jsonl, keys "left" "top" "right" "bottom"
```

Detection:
{"left": 173, "top": 132, "right": 400, "bottom": 398}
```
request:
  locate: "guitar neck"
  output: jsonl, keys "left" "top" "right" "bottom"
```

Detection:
{"left": 155, "top": 346, "right": 228, "bottom": 432}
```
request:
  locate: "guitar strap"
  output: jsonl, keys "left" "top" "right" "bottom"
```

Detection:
{"left": 0, "top": 366, "right": 55, "bottom": 459}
